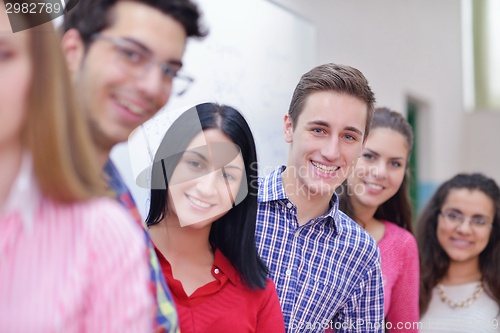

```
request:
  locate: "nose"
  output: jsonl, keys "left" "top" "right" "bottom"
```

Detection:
{"left": 372, "top": 161, "right": 387, "bottom": 180}
{"left": 456, "top": 219, "right": 473, "bottom": 234}
{"left": 321, "top": 135, "right": 341, "bottom": 161}
{"left": 135, "top": 64, "right": 168, "bottom": 104}
{"left": 195, "top": 172, "right": 218, "bottom": 198}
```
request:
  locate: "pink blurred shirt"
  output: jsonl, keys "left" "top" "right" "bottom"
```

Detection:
{"left": 379, "top": 220, "right": 420, "bottom": 332}
{"left": 0, "top": 155, "right": 153, "bottom": 332}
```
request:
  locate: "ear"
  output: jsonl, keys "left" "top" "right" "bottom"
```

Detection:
{"left": 283, "top": 114, "right": 294, "bottom": 143}
{"left": 61, "top": 28, "right": 86, "bottom": 74}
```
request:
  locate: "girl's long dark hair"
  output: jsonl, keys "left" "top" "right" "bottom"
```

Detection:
{"left": 417, "top": 173, "right": 500, "bottom": 315}
{"left": 145, "top": 103, "right": 268, "bottom": 290}
{"left": 337, "top": 107, "right": 414, "bottom": 233}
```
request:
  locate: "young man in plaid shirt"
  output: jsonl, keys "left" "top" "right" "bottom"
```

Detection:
{"left": 255, "top": 63, "right": 385, "bottom": 332}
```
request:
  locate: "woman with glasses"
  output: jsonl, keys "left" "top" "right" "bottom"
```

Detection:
{"left": 418, "top": 173, "right": 500, "bottom": 332}
{"left": 146, "top": 103, "right": 285, "bottom": 333}
{"left": 0, "top": 9, "right": 151, "bottom": 332}
{"left": 335, "top": 108, "right": 419, "bottom": 331}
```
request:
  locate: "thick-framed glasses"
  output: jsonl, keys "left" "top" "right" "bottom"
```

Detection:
{"left": 440, "top": 211, "right": 493, "bottom": 230}
{"left": 91, "top": 34, "right": 193, "bottom": 96}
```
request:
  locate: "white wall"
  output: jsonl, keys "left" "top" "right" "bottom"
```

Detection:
{"left": 461, "top": 110, "right": 500, "bottom": 184}
{"left": 270, "top": 0, "right": 464, "bottom": 187}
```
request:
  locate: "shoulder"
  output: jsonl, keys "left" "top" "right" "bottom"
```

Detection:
{"left": 245, "top": 278, "right": 281, "bottom": 307}
{"left": 382, "top": 220, "right": 417, "bottom": 250}
{"left": 335, "top": 210, "right": 381, "bottom": 267}
{"left": 257, "top": 166, "right": 287, "bottom": 203}
{"left": 336, "top": 210, "right": 379, "bottom": 253}
{"left": 75, "top": 196, "right": 134, "bottom": 221}
{"left": 72, "top": 197, "right": 143, "bottom": 246}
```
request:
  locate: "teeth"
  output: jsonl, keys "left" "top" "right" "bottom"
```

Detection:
{"left": 187, "top": 195, "right": 212, "bottom": 208}
{"left": 116, "top": 98, "right": 146, "bottom": 115}
{"left": 366, "top": 183, "right": 383, "bottom": 190}
{"left": 453, "top": 239, "right": 471, "bottom": 246}
{"left": 311, "top": 161, "right": 339, "bottom": 173}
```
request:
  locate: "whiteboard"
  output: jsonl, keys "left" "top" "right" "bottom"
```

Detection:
{"left": 111, "top": 0, "right": 316, "bottom": 220}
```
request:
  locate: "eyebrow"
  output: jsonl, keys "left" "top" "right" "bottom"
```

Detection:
{"left": 306, "top": 120, "right": 330, "bottom": 128}
{"left": 445, "top": 208, "right": 490, "bottom": 219}
{"left": 222, "top": 165, "right": 243, "bottom": 171}
{"left": 306, "top": 121, "right": 363, "bottom": 137}
{"left": 365, "top": 149, "right": 379, "bottom": 157}
{"left": 185, "top": 151, "right": 243, "bottom": 171}
{"left": 184, "top": 150, "right": 208, "bottom": 162}
{"left": 122, "top": 37, "right": 183, "bottom": 68}
{"left": 344, "top": 126, "right": 363, "bottom": 137}
{"left": 364, "top": 148, "right": 404, "bottom": 160}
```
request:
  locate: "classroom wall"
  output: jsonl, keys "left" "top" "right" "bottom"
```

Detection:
{"left": 270, "top": 0, "right": 469, "bottom": 205}
{"left": 461, "top": 110, "right": 500, "bottom": 183}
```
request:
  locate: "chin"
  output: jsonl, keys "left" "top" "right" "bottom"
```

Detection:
{"left": 180, "top": 218, "right": 212, "bottom": 229}
{"left": 446, "top": 251, "right": 477, "bottom": 263}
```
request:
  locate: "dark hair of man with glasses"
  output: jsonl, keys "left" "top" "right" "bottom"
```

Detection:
{"left": 61, "top": 1, "right": 206, "bottom": 332}
{"left": 417, "top": 173, "right": 500, "bottom": 329}
{"left": 63, "top": 0, "right": 206, "bottom": 44}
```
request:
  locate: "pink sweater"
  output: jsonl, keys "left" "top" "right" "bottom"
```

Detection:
{"left": 379, "top": 220, "right": 419, "bottom": 332}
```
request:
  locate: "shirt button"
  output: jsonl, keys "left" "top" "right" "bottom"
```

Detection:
{"left": 295, "top": 230, "right": 300, "bottom": 237}
{"left": 286, "top": 269, "right": 292, "bottom": 276}
{"left": 214, "top": 268, "right": 219, "bottom": 274}
{"left": 286, "top": 202, "right": 293, "bottom": 209}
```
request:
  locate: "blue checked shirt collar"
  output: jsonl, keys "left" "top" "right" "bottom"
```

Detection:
{"left": 257, "top": 165, "right": 339, "bottom": 230}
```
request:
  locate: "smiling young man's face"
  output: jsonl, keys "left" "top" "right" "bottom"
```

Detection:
{"left": 63, "top": 1, "right": 187, "bottom": 156}
{"left": 283, "top": 90, "right": 367, "bottom": 197}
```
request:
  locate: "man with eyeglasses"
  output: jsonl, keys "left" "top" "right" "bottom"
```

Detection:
{"left": 61, "top": 1, "right": 206, "bottom": 332}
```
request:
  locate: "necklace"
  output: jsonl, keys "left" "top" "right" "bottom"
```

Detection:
{"left": 436, "top": 282, "right": 484, "bottom": 309}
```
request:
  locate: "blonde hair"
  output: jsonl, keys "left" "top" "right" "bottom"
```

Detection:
{"left": 21, "top": 17, "right": 106, "bottom": 202}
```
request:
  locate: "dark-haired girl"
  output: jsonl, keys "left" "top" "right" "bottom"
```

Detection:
{"left": 418, "top": 173, "right": 500, "bottom": 332}
{"left": 146, "top": 103, "right": 285, "bottom": 333}
{"left": 337, "top": 107, "right": 419, "bottom": 331}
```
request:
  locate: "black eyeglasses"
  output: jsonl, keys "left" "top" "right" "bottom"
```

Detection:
{"left": 91, "top": 34, "right": 193, "bottom": 96}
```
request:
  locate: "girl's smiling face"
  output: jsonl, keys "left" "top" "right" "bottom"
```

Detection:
{"left": 437, "top": 188, "right": 494, "bottom": 264}
{"left": 348, "top": 128, "right": 409, "bottom": 209}
{"left": 167, "top": 128, "right": 245, "bottom": 228}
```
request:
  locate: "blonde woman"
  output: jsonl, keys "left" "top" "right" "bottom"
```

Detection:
{"left": 0, "top": 7, "right": 152, "bottom": 332}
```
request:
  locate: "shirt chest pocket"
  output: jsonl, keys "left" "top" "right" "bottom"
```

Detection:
{"left": 302, "top": 274, "right": 347, "bottom": 315}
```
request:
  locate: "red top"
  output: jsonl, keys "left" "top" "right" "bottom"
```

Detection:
{"left": 156, "top": 248, "right": 285, "bottom": 333}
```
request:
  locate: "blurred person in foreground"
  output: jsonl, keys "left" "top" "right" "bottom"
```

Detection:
{"left": 61, "top": 0, "right": 206, "bottom": 331}
{"left": 0, "top": 6, "right": 152, "bottom": 332}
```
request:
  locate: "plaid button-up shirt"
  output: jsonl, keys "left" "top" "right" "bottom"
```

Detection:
{"left": 255, "top": 167, "right": 384, "bottom": 332}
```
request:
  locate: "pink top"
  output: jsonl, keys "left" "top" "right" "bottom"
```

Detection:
{"left": 0, "top": 155, "right": 153, "bottom": 332}
{"left": 379, "top": 220, "right": 419, "bottom": 331}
